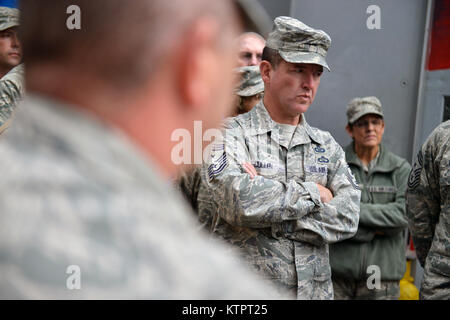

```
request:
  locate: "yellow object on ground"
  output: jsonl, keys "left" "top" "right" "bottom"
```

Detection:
{"left": 399, "top": 260, "right": 419, "bottom": 300}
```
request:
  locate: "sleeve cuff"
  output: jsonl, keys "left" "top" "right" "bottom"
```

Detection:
{"left": 303, "top": 181, "right": 323, "bottom": 207}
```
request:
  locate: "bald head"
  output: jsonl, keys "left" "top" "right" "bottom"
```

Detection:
{"left": 236, "top": 32, "right": 265, "bottom": 67}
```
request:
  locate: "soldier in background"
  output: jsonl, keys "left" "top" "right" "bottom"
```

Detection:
{"left": 0, "top": 7, "right": 21, "bottom": 79}
{"left": 198, "top": 16, "right": 360, "bottom": 299}
{"left": 0, "top": 64, "right": 24, "bottom": 134}
{"left": 406, "top": 120, "right": 450, "bottom": 300}
{"left": 232, "top": 65, "right": 264, "bottom": 116}
{"left": 0, "top": 0, "right": 279, "bottom": 299}
{"left": 329, "top": 97, "right": 411, "bottom": 300}
{"left": 0, "top": 7, "right": 23, "bottom": 134}
{"left": 236, "top": 32, "right": 265, "bottom": 67}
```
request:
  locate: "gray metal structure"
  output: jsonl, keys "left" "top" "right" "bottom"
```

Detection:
{"left": 258, "top": 0, "right": 428, "bottom": 163}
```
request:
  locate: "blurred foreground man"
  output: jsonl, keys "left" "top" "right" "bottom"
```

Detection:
{"left": 0, "top": 7, "right": 23, "bottom": 133}
{"left": 198, "top": 17, "right": 360, "bottom": 299}
{"left": 406, "top": 120, "right": 450, "bottom": 300}
{"left": 0, "top": 0, "right": 278, "bottom": 299}
{"left": 330, "top": 97, "right": 411, "bottom": 300}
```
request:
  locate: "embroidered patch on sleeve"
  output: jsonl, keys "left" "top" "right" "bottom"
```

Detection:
{"left": 345, "top": 165, "right": 361, "bottom": 190}
{"left": 408, "top": 150, "right": 423, "bottom": 190}
{"left": 208, "top": 152, "right": 228, "bottom": 179}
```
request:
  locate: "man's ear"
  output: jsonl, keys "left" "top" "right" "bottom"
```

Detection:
{"left": 345, "top": 124, "right": 354, "bottom": 139}
{"left": 259, "top": 61, "right": 272, "bottom": 85}
{"left": 175, "top": 17, "right": 220, "bottom": 111}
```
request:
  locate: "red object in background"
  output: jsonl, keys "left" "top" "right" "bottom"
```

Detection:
{"left": 410, "top": 236, "right": 415, "bottom": 251}
{"left": 428, "top": 0, "right": 450, "bottom": 70}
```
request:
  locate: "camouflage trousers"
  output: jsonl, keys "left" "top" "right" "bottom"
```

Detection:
{"left": 332, "top": 277, "right": 400, "bottom": 300}
{"left": 420, "top": 267, "right": 450, "bottom": 300}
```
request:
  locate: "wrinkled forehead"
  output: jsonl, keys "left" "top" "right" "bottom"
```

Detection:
{"left": 239, "top": 36, "right": 265, "bottom": 49}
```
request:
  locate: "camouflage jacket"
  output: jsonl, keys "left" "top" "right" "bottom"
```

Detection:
{"left": 406, "top": 120, "right": 450, "bottom": 299}
{"left": 0, "top": 64, "right": 24, "bottom": 134}
{"left": 199, "top": 101, "right": 360, "bottom": 299}
{"left": 0, "top": 94, "right": 281, "bottom": 299}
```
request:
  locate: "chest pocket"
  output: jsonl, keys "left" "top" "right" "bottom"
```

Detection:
{"left": 303, "top": 145, "right": 330, "bottom": 187}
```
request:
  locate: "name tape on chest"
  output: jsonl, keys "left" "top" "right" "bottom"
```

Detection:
{"left": 306, "top": 165, "right": 328, "bottom": 175}
{"left": 365, "top": 185, "right": 397, "bottom": 193}
{"left": 252, "top": 161, "right": 274, "bottom": 169}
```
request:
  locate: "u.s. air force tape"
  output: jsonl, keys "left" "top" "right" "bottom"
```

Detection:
{"left": 408, "top": 150, "right": 423, "bottom": 190}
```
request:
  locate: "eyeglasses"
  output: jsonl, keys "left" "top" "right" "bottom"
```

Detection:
{"left": 353, "top": 118, "right": 383, "bottom": 128}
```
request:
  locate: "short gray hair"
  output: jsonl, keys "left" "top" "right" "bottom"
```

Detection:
{"left": 20, "top": 0, "right": 237, "bottom": 90}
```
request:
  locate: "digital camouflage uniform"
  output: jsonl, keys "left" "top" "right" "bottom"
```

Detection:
{"left": 0, "top": 64, "right": 24, "bottom": 133}
{"left": 0, "top": 7, "right": 22, "bottom": 134}
{"left": 0, "top": 94, "right": 281, "bottom": 299}
{"left": 199, "top": 100, "right": 361, "bottom": 299}
{"left": 198, "top": 17, "right": 360, "bottom": 300}
{"left": 406, "top": 120, "right": 450, "bottom": 300}
{"left": 175, "top": 165, "right": 214, "bottom": 228}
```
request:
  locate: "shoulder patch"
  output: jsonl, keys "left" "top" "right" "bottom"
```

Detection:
{"left": 408, "top": 150, "right": 423, "bottom": 190}
{"left": 207, "top": 144, "right": 228, "bottom": 179}
{"left": 345, "top": 164, "right": 360, "bottom": 190}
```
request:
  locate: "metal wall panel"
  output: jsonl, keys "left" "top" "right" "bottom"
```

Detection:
{"left": 286, "top": 0, "right": 427, "bottom": 162}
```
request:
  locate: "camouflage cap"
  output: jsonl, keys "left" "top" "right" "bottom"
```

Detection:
{"left": 0, "top": 7, "right": 19, "bottom": 32}
{"left": 346, "top": 96, "right": 384, "bottom": 124}
{"left": 234, "top": 65, "right": 264, "bottom": 97}
{"left": 266, "top": 16, "right": 331, "bottom": 71}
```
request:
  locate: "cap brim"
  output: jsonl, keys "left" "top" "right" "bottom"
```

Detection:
{"left": 349, "top": 111, "right": 384, "bottom": 124}
{"left": 0, "top": 21, "right": 19, "bottom": 31}
{"left": 236, "top": 83, "right": 264, "bottom": 97}
{"left": 279, "top": 51, "right": 330, "bottom": 71}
